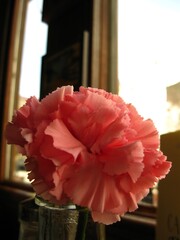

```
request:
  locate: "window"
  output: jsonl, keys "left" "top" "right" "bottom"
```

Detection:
{"left": 118, "top": 0, "right": 180, "bottom": 206}
{"left": 19, "top": 0, "right": 48, "bottom": 104}
{"left": 3, "top": 0, "right": 48, "bottom": 183}
{"left": 118, "top": 0, "right": 180, "bottom": 135}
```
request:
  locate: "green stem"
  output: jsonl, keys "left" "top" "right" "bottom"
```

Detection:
{"left": 75, "top": 208, "right": 89, "bottom": 240}
{"left": 97, "top": 223, "right": 106, "bottom": 240}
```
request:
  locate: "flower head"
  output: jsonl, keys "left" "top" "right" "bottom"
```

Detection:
{"left": 5, "top": 85, "right": 171, "bottom": 224}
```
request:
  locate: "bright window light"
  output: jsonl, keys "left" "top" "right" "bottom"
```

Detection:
{"left": 118, "top": 0, "right": 180, "bottom": 134}
{"left": 19, "top": 0, "right": 48, "bottom": 100}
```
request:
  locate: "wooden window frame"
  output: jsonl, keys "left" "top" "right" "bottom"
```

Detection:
{"left": 0, "top": 0, "right": 29, "bottom": 181}
{"left": 91, "top": 0, "right": 118, "bottom": 93}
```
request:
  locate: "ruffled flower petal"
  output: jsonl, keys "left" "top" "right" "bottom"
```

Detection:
{"left": 5, "top": 123, "right": 27, "bottom": 146}
{"left": 101, "top": 141, "right": 144, "bottom": 181}
{"left": 91, "top": 211, "right": 121, "bottom": 225}
{"left": 5, "top": 85, "right": 172, "bottom": 225}
{"left": 45, "top": 119, "right": 86, "bottom": 160}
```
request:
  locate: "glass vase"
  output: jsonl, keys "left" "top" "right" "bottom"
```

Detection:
{"left": 35, "top": 195, "right": 106, "bottom": 240}
{"left": 35, "top": 196, "right": 79, "bottom": 240}
{"left": 18, "top": 197, "right": 39, "bottom": 240}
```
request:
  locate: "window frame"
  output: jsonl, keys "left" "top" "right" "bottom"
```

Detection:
{"left": 1, "top": 0, "right": 29, "bottom": 181}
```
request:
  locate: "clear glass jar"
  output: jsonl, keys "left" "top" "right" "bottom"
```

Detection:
{"left": 18, "top": 197, "right": 39, "bottom": 240}
{"left": 35, "top": 195, "right": 79, "bottom": 240}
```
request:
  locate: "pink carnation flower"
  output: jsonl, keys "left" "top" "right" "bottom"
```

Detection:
{"left": 5, "top": 85, "right": 171, "bottom": 224}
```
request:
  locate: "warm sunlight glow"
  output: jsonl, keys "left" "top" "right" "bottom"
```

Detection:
{"left": 19, "top": 0, "right": 48, "bottom": 100}
{"left": 118, "top": 0, "right": 180, "bottom": 134}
